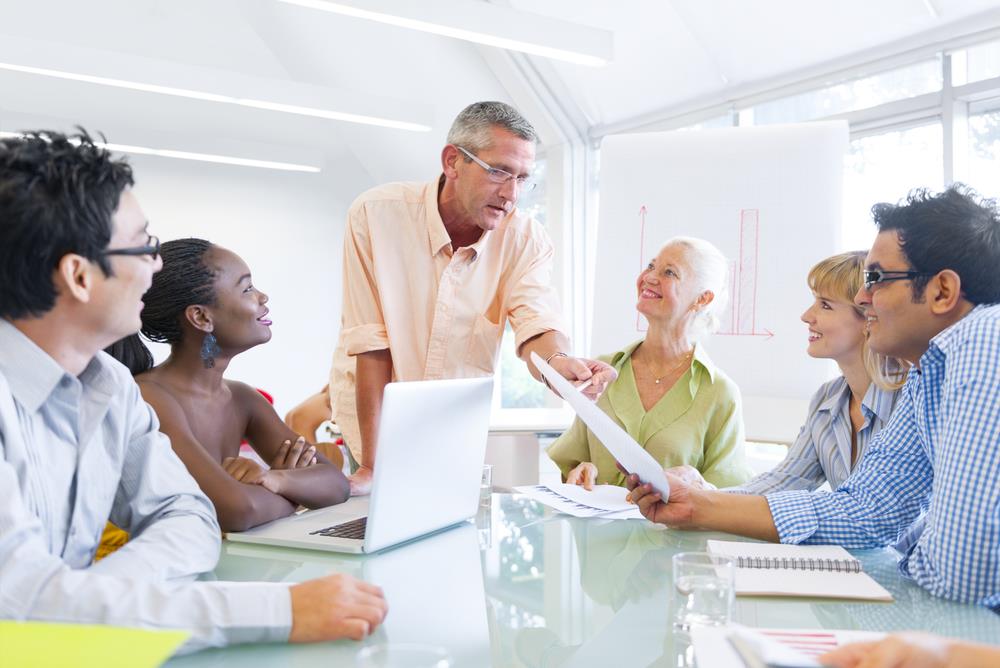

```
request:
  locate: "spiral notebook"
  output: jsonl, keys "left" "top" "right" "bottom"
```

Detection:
{"left": 707, "top": 540, "right": 893, "bottom": 602}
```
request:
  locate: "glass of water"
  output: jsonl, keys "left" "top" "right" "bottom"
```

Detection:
{"left": 480, "top": 464, "right": 493, "bottom": 506}
{"left": 671, "top": 552, "right": 734, "bottom": 630}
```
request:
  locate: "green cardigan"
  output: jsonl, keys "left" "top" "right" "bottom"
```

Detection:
{"left": 546, "top": 340, "right": 751, "bottom": 489}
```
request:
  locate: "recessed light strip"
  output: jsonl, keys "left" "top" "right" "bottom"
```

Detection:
{"left": 279, "top": 0, "right": 609, "bottom": 67}
{"left": 0, "top": 131, "right": 322, "bottom": 173}
{"left": 0, "top": 61, "right": 431, "bottom": 132}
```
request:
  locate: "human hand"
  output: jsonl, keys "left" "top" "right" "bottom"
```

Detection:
{"left": 222, "top": 456, "right": 286, "bottom": 495}
{"left": 820, "top": 632, "right": 954, "bottom": 668}
{"left": 288, "top": 573, "right": 388, "bottom": 642}
{"left": 664, "top": 465, "right": 712, "bottom": 490}
{"left": 548, "top": 356, "right": 617, "bottom": 401}
{"left": 565, "top": 462, "right": 599, "bottom": 490}
{"left": 623, "top": 470, "right": 698, "bottom": 528}
{"left": 349, "top": 466, "right": 374, "bottom": 496}
{"left": 270, "top": 436, "right": 317, "bottom": 470}
{"left": 222, "top": 455, "right": 269, "bottom": 485}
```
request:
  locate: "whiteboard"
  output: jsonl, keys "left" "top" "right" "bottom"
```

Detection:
{"left": 592, "top": 122, "right": 849, "bottom": 443}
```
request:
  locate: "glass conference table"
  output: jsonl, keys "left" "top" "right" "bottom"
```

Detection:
{"left": 166, "top": 494, "right": 1000, "bottom": 668}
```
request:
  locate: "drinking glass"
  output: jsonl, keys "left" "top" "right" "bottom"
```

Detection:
{"left": 671, "top": 552, "right": 734, "bottom": 630}
{"left": 480, "top": 464, "right": 493, "bottom": 506}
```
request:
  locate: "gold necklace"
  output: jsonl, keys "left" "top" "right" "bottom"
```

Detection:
{"left": 641, "top": 350, "right": 693, "bottom": 385}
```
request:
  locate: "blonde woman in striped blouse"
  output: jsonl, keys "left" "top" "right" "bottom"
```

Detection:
{"left": 672, "top": 251, "right": 907, "bottom": 493}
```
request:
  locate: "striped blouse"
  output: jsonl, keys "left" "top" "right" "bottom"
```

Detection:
{"left": 734, "top": 375, "right": 900, "bottom": 494}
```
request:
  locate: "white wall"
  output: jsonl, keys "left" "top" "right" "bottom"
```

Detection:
{"left": 130, "top": 155, "right": 360, "bottom": 416}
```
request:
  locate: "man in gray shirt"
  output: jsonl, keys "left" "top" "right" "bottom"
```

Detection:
{"left": 0, "top": 131, "right": 387, "bottom": 653}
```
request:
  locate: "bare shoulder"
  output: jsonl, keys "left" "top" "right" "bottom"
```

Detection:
{"left": 226, "top": 380, "right": 273, "bottom": 416}
{"left": 133, "top": 374, "right": 201, "bottom": 435}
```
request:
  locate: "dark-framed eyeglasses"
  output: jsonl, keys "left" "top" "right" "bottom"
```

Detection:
{"left": 863, "top": 268, "right": 933, "bottom": 291}
{"left": 456, "top": 146, "right": 537, "bottom": 192}
{"left": 102, "top": 235, "right": 161, "bottom": 261}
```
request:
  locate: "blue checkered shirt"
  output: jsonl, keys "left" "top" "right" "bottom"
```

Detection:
{"left": 766, "top": 303, "right": 1000, "bottom": 609}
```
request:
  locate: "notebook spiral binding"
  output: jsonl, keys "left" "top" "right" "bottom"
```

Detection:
{"left": 734, "top": 556, "right": 862, "bottom": 573}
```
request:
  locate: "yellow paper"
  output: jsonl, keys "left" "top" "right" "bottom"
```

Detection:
{"left": 0, "top": 621, "right": 188, "bottom": 668}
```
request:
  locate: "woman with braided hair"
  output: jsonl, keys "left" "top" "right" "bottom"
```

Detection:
{"left": 107, "top": 238, "right": 349, "bottom": 532}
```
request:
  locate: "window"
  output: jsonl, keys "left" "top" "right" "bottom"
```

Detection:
{"left": 952, "top": 39, "right": 1000, "bottom": 86}
{"left": 743, "top": 58, "right": 942, "bottom": 125}
{"left": 843, "top": 123, "right": 944, "bottom": 249}
{"left": 966, "top": 103, "right": 1000, "bottom": 198}
{"left": 497, "top": 155, "right": 552, "bottom": 410}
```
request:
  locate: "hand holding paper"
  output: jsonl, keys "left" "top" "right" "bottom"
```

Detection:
{"left": 531, "top": 352, "right": 670, "bottom": 499}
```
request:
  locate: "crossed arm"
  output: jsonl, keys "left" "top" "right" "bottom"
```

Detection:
{"left": 139, "top": 382, "right": 349, "bottom": 533}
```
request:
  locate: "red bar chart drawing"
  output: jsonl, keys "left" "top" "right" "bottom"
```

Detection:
{"left": 718, "top": 209, "right": 772, "bottom": 338}
{"left": 637, "top": 206, "right": 771, "bottom": 338}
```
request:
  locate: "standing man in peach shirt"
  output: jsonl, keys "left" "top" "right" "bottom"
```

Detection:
{"left": 331, "top": 101, "right": 616, "bottom": 494}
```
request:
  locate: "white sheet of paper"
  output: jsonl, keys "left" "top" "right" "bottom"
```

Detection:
{"left": 531, "top": 351, "right": 670, "bottom": 499}
{"left": 514, "top": 483, "right": 643, "bottom": 519}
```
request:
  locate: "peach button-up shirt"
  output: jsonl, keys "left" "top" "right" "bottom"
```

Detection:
{"left": 329, "top": 177, "right": 566, "bottom": 461}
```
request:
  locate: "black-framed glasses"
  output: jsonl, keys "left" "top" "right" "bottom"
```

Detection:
{"left": 457, "top": 146, "right": 537, "bottom": 192}
{"left": 863, "top": 268, "right": 933, "bottom": 291}
{"left": 102, "top": 234, "right": 161, "bottom": 261}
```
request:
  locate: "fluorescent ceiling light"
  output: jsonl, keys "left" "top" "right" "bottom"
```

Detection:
{"left": 0, "top": 132, "right": 322, "bottom": 173}
{"left": 0, "top": 61, "right": 430, "bottom": 132}
{"left": 279, "top": 0, "right": 611, "bottom": 67}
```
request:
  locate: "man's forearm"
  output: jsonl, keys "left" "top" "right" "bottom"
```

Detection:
{"left": 355, "top": 349, "right": 393, "bottom": 470}
{"left": 518, "top": 330, "right": 570, "bottom": 381}
{"left": 693, "top": 490, "right": 780, "bottom": 542}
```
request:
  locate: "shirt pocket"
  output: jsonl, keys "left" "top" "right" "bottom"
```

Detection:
{"left": 465, "top": 314, "right": 502, "bottom": 375}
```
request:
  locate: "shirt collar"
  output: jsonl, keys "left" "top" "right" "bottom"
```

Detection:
{"left": 425, "top": 175, "right": 452, "bottom": 256}
{"left": 813, "top": 374, "right": 898, "bottom": 424}
{"left": 0, "top": 319, "right": 120, "bottom": 413}
{"left": 862, "top": 381, "right": 897, "bottom": 423}
{"left": 925, "top": 302, "right": 999, "bottom": 358}
{"left": 612, "top": 339, "right": 717, "bottom": 384}
{"left": 815, "top": 376, "right": 850, "bottom": 415}
{"left": 424, "top": 174, "right": 496, "bottom": 260}
{"left": 690, "top": 342, "right": 718, "bottom": 384}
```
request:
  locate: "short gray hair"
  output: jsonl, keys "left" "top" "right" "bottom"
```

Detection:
{"left": 446, "top": 101, "right": 538, "bottom": 152}
{"left": 661, "top": 236, "right": 730, "bottom": 338}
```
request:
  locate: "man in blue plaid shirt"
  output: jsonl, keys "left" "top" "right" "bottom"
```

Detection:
{"left": 626, "top": 185, "right": 1000, "bottom": 610}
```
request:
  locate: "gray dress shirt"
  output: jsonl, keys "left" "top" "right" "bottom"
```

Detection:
{"left": 0, "top": 319, "right": 291, "bottom": 653}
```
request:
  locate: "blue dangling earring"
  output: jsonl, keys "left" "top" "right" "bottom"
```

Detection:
{"left": 201, "top": 332, "right": 221, "bottom": 369}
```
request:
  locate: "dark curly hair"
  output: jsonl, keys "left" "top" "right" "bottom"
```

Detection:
{"left": 871, "top": 184, "right": 1000, "bottom": 305}
{"left": 106, "top": 238, "right": 218, "bottom": 375}
{"left": 0, "top": 129, "right": 133, "bottom": 319}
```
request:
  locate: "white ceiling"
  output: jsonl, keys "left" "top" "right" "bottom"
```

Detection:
{"left": 2, "top": 0, "right": 1000, "bottom": 195}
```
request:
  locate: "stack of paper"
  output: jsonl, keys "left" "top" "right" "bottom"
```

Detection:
{"left": 514, "top": 483, "right": 643, "bottom": 519}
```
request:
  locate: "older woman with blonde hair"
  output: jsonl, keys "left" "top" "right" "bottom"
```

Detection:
{"left": 547, "top": 236, "right": 752, "bottom": 489}
{"left": 674, "top": 250, "right": 907, "bottom": 492}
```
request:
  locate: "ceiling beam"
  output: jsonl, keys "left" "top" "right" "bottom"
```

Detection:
{"left": 0, "top": 34, "right": 434, "bottom": 133}
{"left": 276, "top": 0, "right": 613, "bottom": 67}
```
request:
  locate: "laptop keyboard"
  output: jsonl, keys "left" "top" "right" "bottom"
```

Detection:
{"left": 309, "top": 516, "right": 368, "bottom": 539}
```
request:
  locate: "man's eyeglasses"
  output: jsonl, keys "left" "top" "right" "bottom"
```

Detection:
{"left": 457, "top": 146, "right": 537, "bottom": 192}
{"left": 102, "top": 235, "right": 161, "bottom": 261}
{"left": 863, "top": 268, "right": 933, "bottom": 291}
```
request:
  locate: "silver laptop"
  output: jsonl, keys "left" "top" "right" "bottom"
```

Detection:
{"left": 225, "top": 376, "right": 493, "bottom": 554}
